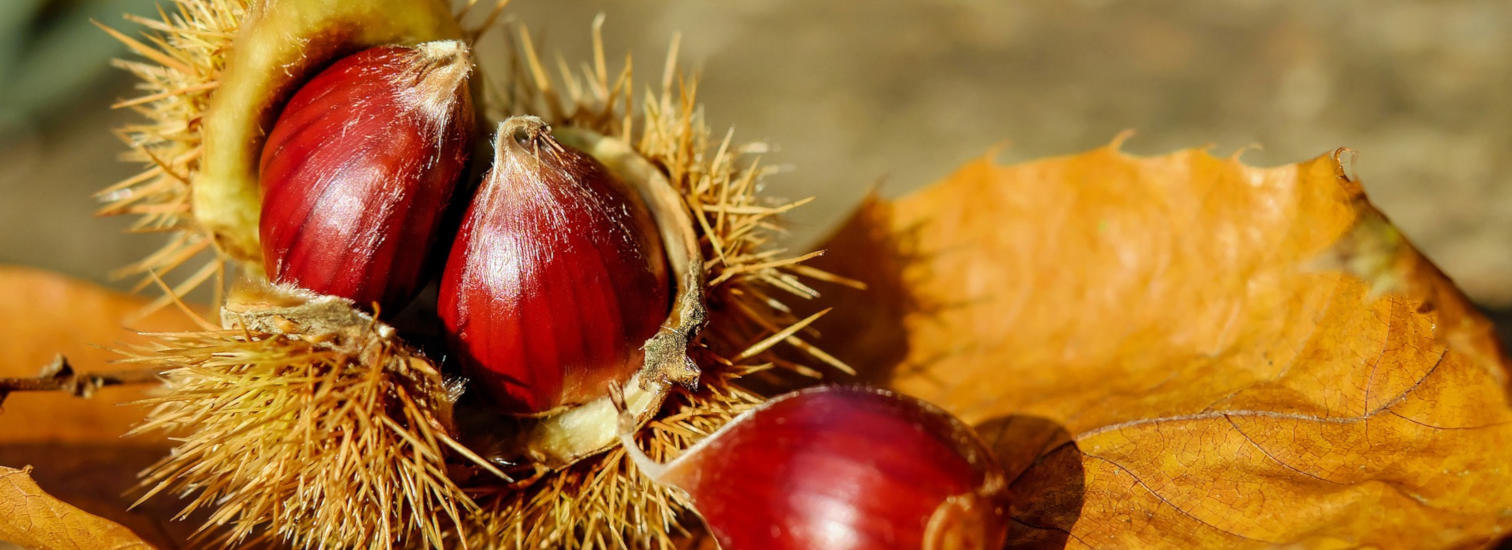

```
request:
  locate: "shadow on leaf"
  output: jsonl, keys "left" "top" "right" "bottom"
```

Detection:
{"left": 973, "top": 415, "right": 1086, "bottom": 550}
{"left": 805, "top": 195, "right": 925, "bottom": 385}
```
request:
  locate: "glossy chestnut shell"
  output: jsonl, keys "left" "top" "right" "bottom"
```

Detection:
{"left": 440, "top": 116, "right": 671, "bottom": 414}
{"left": 259, "top": 41, "right": 473, "bottom": 313}
{"left": 625, "top": 386, "right": 1010, "bottom": 550}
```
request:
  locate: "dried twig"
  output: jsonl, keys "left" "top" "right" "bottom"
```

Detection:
{"left": 0, "top": 355, "right": 161, "bottom": 406}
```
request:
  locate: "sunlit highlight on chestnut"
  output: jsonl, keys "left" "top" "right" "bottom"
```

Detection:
{"left": 619, "top": 385, "right": 1010, "bottom": 550}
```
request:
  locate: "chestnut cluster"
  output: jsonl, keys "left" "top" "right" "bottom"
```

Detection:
{"left": 257, "top": 41, "right": 1011, "bottom": 550}
{"left": 258, "top": 41, "right": 669, "bottom": 416}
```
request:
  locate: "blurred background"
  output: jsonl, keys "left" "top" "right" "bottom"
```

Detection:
{"left": 0, "top": 0, "right": 1508, "bottom": 337}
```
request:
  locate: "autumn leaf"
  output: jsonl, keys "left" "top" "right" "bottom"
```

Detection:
{"left": 0, "top": 465, "right": 151, "bottom": 549}
{"left": 811, "top": 142, "right": 1512, "bottom": 548}
{"left": 0, "top": 265, "right": 201, "bottom": 548}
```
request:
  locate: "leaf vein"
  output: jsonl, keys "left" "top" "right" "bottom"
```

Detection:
{"left": 1224, "top": 414, "right": 1344, "bottom": 485}
{"left": 1076, "top": 347, "right": 1447, "bottom": 440}
{"left": 1084, "top": 453, "right": 1279, "bottom": 544}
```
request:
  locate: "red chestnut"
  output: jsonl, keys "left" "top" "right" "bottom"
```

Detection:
{"left": 440, "top": 116, "right": 671, "bottom": 414}
{"left": 619, "top": 386, "right": 1010, "bottom": 550}
{"left": 259, "top": 40, "right": 474, "bottom": 313}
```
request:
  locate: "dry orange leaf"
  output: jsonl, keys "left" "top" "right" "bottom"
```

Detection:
{"left": 812, "top": 142, "right": 1512, "bottom": 548}
{"left": 0, "top": 266, "right": 201, "bottom": 547}
{"left": 0, "top": 465, "right": 150, "bottom": 549}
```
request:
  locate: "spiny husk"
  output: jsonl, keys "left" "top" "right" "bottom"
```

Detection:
{"left": 98, "top": 0, "right": 509, "bottom": 314}
{"left": 463, "top": 366, "right": 766, "bottom": 549}
{"left": 96, "top": 0, "right": 246, "bottom": 315}
{"left": 453, "top": 22, "right": 861, "bottom": 548}
{"left": 497, "top": 19, "right": 857, "bottom": 379}
{"left": 121, "top": 313, "right": 483, "bottom": 549}
{"left": 107, "top": 2, "right": 853, "bottom": 548}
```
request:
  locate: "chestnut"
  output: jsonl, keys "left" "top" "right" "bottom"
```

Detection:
{"left": 257, "top": 40, "right": 474, "bottom": 313}
{"left": 440, "top": 116, "right": 672, "bottom": 415}
{"left": 192, "top": 0, "right": 466, "bottom": 264}
{"left": 619, "top": 385, "right": 1011, "bottom": 550}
